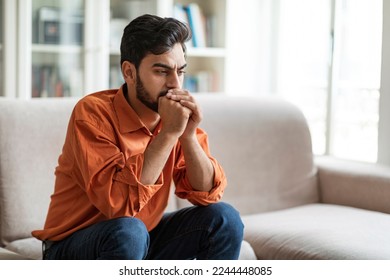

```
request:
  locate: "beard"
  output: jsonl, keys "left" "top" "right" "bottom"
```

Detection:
{"left": 136, "top": 75, "right": 167, "bottom": 113}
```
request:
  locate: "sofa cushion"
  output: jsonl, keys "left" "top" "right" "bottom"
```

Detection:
{"left": 239, "top": 240, "right": 257, "bottom": 260}
{"left": 5, "top": 237, "right": 42, "bottom": 260}
{"left": 180, "top": 95, "right": 319, "bottom": 215}
{"left": 4, "top": 237, "right": 256, "bottom": 260}
{"left": 4, "top": 238, "right": 255, "bottom": 260}
{"left": 0, "top": 98, "right": 78, "bottom": 246}
{"left": 243, "top": 203, "right": 390, "bottom": 259}
{"left": 0, "top": 247, "right": 29, "bottom": 260}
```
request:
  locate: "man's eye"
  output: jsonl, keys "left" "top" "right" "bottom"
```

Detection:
{"left": 178, "top": 70, "right": 186, "bottom": 76}
{"left": 156, "top": 69, "right": 168, "bottom": 75}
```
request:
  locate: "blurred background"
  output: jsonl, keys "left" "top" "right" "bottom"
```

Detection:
{"left": 1, "top": 0, "right": 388, "bottom": 165}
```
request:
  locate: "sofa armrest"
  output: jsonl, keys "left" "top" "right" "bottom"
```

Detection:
{"left": 315, "top": 156, "right": 390, "bottom": 214}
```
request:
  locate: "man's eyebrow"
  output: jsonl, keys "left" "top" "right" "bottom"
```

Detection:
{"left": 152, "top": 63, "right": 187, "bottom": 70}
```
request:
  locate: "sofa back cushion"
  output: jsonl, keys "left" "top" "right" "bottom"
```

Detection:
{"left": 176, "top": 95, "right": 319, "bottom": 215}
{"left": 0, "top": 98, "right": 77, "bottom": 245}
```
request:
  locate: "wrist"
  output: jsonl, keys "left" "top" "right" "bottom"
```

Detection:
{"left": 158, "top": 129, "right": 180, "bottom": 143}
{"left": 179, "top": 132, "right": 197, "bottom": 144}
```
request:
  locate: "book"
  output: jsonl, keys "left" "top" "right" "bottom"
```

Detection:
{"left": 185, "top": 3, "right": 207, "bottom": 48}
{"left": 173, "top": 4, "right": 193, "bottom": 48}
{"left": 31, "top": 65, "right": 66, "bottom": 97}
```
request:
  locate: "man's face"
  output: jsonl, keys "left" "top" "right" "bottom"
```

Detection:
{"left": 135, "top": 43, "right": 187, "bottom": 112}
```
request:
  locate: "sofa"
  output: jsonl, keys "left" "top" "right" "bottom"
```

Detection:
{"left": 0, "top": 95, "right": 390, "bottom": 260}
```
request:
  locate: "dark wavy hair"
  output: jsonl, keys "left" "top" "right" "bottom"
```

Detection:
{"left": 120, "top": 14, "right": 192, "bottom": 69}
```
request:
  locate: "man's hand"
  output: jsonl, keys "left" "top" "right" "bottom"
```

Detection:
{"left": 142, "top": 90, "right": 209, "bottom": 188}
{"left": 165, "top": 89, "right": 202, "bottom": 139}
{"left": 163, "top": 89, "right": 214, "bottom": 192}
{"left": 158, "top": 93, "right": 192, "bottom": 138}
{"left": 141, "top": 95, "right": 191, "bottom": 186}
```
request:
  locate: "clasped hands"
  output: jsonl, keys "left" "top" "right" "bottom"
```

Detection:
{"left": 158, "top": 89, "right": 202, "bottom": 140}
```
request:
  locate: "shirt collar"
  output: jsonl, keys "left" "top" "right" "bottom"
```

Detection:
{"left": 113, "top": 84, "right": 145, "bottom": 134}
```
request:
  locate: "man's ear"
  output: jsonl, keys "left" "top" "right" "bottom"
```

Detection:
{"left": 121, "top": 61, "right": 137, "bottom": 84}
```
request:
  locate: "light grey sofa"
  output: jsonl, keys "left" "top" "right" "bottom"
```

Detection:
{"left": 0, "top": 95, "right": 390, "bottom": 260}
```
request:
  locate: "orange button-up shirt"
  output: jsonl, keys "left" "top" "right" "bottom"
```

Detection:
{"left": 32, "top": 87, "right": 226, "bottom": 241}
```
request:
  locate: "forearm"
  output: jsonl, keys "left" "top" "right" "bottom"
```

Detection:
{"left": 141, "top": 131, "right": 177, "bottom": 185}
{"left": 180, "top": 134, "right": 215, "bottom": 192}
{"left": 163, "top": 90, "right": 214, "bottom": 191}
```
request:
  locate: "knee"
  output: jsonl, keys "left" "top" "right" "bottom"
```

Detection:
{"left": 101, "top": 217, "right": 149, "bottom": 259}
{"left": 110, "top": 217, "right": 149, "bottom": 243}
{"left": 205, "top": 202, "right": 244, "bottom": 238}
{"left": 113, "top": 216, "right": 147, "bottom": 231}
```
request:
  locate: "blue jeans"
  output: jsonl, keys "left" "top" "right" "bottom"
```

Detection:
{"left": 43, "top": 202, "right": 244, "bottom": 260}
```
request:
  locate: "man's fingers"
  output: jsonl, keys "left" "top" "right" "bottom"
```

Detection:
{"left": 179, "top": 99, "right": 196, "bottom": 110}
{"left": 165, "top": 89, "right": 201, "bottom": 122}
{"left": 167, "top": 89, "right": 191, "bottom": 99}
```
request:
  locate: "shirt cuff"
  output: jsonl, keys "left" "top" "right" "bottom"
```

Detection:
{"left": 175, "top": 157, "right": 227, "bottom": 205}
{"left": 113, "top": 155, "right": 164, "bottom": 211}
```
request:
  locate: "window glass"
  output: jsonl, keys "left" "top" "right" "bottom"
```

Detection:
{"left": 331, "top": 0, "right": 382, "bottom": 162}
{"left": 275, "top": 0, "right": 382, "bottom": 162}
{"left": 276, "top": 0, "right": 332, "bottom": 155}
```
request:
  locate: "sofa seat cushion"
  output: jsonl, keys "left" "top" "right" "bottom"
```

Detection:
{"left": 5, "top": 238, "right": 42, "bottom": 260}
{"left": 243, "top": 203, "right": 390, "bottom": 259}
{"left": 0, "top": 247, "right": 29, "bottom": 260}
{"left": 4, "top": 237, "right": 256, "bottom": 260}
{"left": 239, "top": 240, "right": 257, "bottom": 260}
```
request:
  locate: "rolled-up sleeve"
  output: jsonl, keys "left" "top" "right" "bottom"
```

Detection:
{"left": 173, "top": 129, "right": 227, "bottom": 205}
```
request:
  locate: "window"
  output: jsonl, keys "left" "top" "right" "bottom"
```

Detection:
{"left": 274, "top": 0, "right": 383, "bottom": 162}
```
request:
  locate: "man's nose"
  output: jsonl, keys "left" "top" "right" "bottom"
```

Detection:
{"left": 167, "top": 72, "right": 181, "bottom": 89}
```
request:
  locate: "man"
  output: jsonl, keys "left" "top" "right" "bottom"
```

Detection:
{"left": 32, "top": 14, "right": 243, "bottom": 260}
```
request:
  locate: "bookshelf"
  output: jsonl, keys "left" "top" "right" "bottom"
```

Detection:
{"left": 172, "top": 0, "right": 228, "bottom": 93}
{"left": 1, "top": 0, "right": 17, "bottom": 98}
{"left": 109, "top": 0, "right": 228, "bottom": 93}
{"left": 5, "top": 0, "right": 230, "bottom": 99}
{"left": 30, "top": 0, "right": 85, "bottom": 98}
{"left": 108, "top": 0, "right": 157, "bottom": 89}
